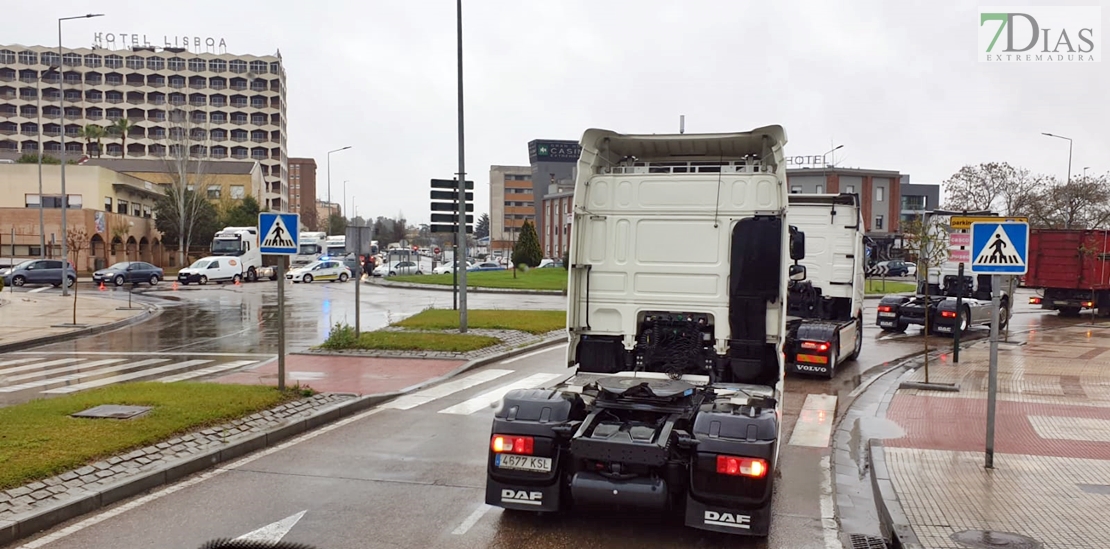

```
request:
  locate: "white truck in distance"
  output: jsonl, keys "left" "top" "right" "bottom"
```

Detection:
{"left": 292, "top": 231, "right": 327, "bottom": 267}
{"left": 784, "top": 193, "right": 865, "bottom": 378}
{"left": 325, "top": 235, "right": 346, "bottom": 258}
{"left": 209, "top": 227, "right": 276, "bottom": 281}
{"left": 484, "top": 126, "right": 804, "bottom": 537}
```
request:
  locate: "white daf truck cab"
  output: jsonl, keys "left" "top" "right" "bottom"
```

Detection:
{"left": 210, "top": 226, "right": 273, "bottom": 281}
{"left": 485, "top": 126, "right": 802, "bottom": 537}
{"left": 784, "top": 193, "right": 866, "bottom": 378}
{"left": 293, "top": 231, "right": 327, "bottom": 267}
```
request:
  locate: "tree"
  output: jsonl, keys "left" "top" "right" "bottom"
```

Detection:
{"left": 220, "top": 195, "right": 262, "bottom": 227}
{"left": 154, "top": 188, "right": 219, "bottom": 264}
{"left": 1028, "top": 175, "right": 1110, "bottom": 230}
{"left": 512, "top": 220, "right": 543, "bottom": 268}
{"left": 942, "top": 162, "right": 1035, "bottom": 215}
{"left": 476, "top": 213, "right": 490, "bottom": 239}
{"left": 108, "top": 118, "right": 135, "bottom": 158}
{"left": 901, "top": 216, "right": 951, "bottom": 384}
{"left": 79, "top": 125, "right": 107, "bottom": 158}
{"left": 65, "top": 225, "right": 88, "bottom": 325}
{"left": 327, "top": 213, "right": 347, "bottom": 236}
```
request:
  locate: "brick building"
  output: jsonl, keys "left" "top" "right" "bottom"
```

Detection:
{"left": 289, "top": 157, "right": 317, "bottom": 230}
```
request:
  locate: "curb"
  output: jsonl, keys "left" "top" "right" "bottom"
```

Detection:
{"left": 369, "top": 278, "right": 565, "bottom": 296}
{"left": 291, "top": 333, "right": 567, "bottom": 360}
{"left": 0, "top": 335, "right": 569, "bottom": 546}
{"left": 0, "top": 301, "right": 161, "bottom": 354}
{"left": 867, "top": 439, "right": 924, "bottom": 549}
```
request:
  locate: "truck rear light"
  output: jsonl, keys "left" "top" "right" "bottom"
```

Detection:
{"left": 716, "top": 455, "right": 768, "bottom": 478}
{"left": 1029, "top": 297, "right": 1042, "bottom": 304}
{"left": 940, "top": 310, "right": 957, "bottom": 318}
{"left": 491, "top": 434, "right": 534, "bottom": 455}
{"left": 1084, "top": 301, "right": 1094, "bottom": 308}
{"left": 878, "top": 305, "right": 894, "bottom": 313}
{"left": 800, "top": 341, "right": 829, "bottom": 352}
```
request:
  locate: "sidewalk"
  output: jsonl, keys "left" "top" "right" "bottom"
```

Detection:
{"left": 0, "top": 291, "right": 153, "bottom": 351}
{"left": 862, "top": 325, "right": 1110, "bottom": 548}
{"left": 212, "top": 354, "right": 467, "bottom": 394}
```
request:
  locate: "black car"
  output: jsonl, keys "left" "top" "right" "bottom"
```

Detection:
{"left": 92, "top": 261, "right": 164, "bottom": 286}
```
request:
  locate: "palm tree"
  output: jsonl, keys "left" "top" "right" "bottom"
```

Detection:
{"left": 108, "top": 118, "right": 134, "bottom": 158}
{"left": 78, "top": 125, "right": 107, "bottom": 158}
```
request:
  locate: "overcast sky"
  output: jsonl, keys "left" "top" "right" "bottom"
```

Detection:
{"left": 7, "top": 0, "right": 1106, "bottom": 224}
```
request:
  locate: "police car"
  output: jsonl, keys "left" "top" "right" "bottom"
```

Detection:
{"left": 286, "top": 258, "right": 351, "bottom": 283}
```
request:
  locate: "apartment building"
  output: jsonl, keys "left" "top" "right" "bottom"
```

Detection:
{"left": 488, "top": 165, "right": 534, "bottom": 252}
{"left": 0, "top": 44, "right": 288, "bottom": 211}
{"left": 289, "top": 157, "right": 317, "bottom": 230}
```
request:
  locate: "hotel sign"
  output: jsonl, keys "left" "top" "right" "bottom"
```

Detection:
{"left": 92, "top": 32, "right": 228, "bottom": 54}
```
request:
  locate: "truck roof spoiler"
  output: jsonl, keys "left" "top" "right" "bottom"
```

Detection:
{"left": 578, "top": 126, "right": 788, "bottom": 172}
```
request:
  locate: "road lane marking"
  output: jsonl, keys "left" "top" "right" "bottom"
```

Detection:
{"left": 234, "top": 510, "right": 306, "bottom": 543}
{"left": 0, "top": 358, "right": 43, "bottom": 368}
{"left": 0, "top": 359, "right": 173, "bottom": 393}
{"left": 156, "top": 360, "right": 259, "bottom": 383}
{"left": 0, "top": 359, "right": 129, "bottom": 384}
{"left": 383, "top": 369, "right": 514, "bottom": 410}
{"left": 5, "top": 351, "right": 275, "bottom": 357}
{"left": 498, "top": 345, "right": 562, "bottom": 365}
{"left": 14, "top": 405, "right": 387, "bottom": 549}
{"left": 29, "top": 287, "right": 52, "bottom": 293}
{"left": 0, "top": 358, "right": 86, "bottom": 377}
{"left": 788, "top": 394, "right": 837, "bottom": 447}
{"left": 40, "top": 360, "right": 213, "bottom": 394}
{"left": 819, "top": 455, "right": 843, "bottom": 548}
{"left": 437, "top": 373, "right": 562, "bottom": 416}
{"left": 451, "top": 504, "right": 494, "bottom": 535}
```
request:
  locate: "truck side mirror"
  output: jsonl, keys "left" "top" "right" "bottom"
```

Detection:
{"left": 789, "top": 226, "right": 805, "bottom": 261}
{"left": 789, "top": 264, "right": 807, "bottom": 281}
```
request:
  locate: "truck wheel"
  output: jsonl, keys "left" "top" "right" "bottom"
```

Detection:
{"left": 828, "top": 336, "right": 840, "bottom": 379}
{"left": 247, "top": 268, "right": 257, "bottom": 282}
{"left": 846, "top": 318, "right": 863, "bottom": 361}
{"left": 956, "top": 307, "right": 971, "bottom": 335}
{"left": 1000, "top": 302, "right": 1010, "bottom": 329}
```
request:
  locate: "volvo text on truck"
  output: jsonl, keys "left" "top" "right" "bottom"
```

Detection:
{"left": 1026, "top": 229, "right": 1110, "bottom": 317}
{"left": 484, "top": 126, "right": 804, "bottom": 537}
{"left": 784, "top": 193, "right": 865, "bottom": 378}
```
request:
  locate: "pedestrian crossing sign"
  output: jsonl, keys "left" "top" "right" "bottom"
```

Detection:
{"left": 970, "top": 221, "right": 1028, "bottom": 275}
{"left": 259, "top": 213, "right": 300, "bottom": 255}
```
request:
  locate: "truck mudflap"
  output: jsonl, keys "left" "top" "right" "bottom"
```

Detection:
{"left": 876, "top": 295, "right": 910, "bottom": 331}
{"left": 787, "top": 321, "right": 840, "bottom": 378}
{"left": 485, "top": 476, "right": 562, "bottom": 512}
{"left": 685, "top": 494, "right": 772, "bottom": 536}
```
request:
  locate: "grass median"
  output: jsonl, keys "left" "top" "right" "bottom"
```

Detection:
{"left": 392, "top": 308, "right": 565, "bottom": 335}
{"left": 866, "top": 279, "right": 917, "bottom": 295}
{"left": 390, "top": 268, "right": 568, "bottom": 291}
{"left": 319, "top": 327, "right": 501, "bottom": 353}
{"left": 316, "top": 308, "right": 565, "bottom": 352}
{"left": 0, "top": 382, "right": 297, "bottom": 491}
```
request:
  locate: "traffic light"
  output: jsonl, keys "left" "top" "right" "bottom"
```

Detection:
{"left": 430, "top": 178, "right": 474, "bottom": 234}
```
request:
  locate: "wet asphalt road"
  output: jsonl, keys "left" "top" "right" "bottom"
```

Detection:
{"left": 2, "top": 283, "right": 1074, "bottom": 549}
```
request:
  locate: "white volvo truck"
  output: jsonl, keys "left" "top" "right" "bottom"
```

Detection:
{"left": 210, "top": 226, "right": 276, "bottom": 281}
{"left": 484, "top": 126, "right": 803, "bottom": 537}
{"left": 784, "top": 193, "right": 865, "bottom": 378}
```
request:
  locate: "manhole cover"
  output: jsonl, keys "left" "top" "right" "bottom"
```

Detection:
{"left": 951, "top": 530, "right": 1043, "bottom": 549}
{"left": 71, "top": 404, "right": 152, "bottom": 420}
{"left": 848, "top": 533, "right": 888, "bottom": 548}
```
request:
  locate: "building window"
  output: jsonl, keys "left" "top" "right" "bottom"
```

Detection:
{"left": 117, "top": 199, "right": 128, "bottom": 215}
{"left": 790, "top": 186, "right": 801, "bottom": 194}
{"left": 846, "top": 185, "right": 855, "bottom": 194}
{"left": 143, "top": 205, "right": 152, "bottom": 218}
{"left": 132, "top": 203, "right": 141, "bottom": 217}
{"left": 207, "top": 185, "right": 221, "bottom": 199}
{"left": 875, "top": 215, "right": 884, "bottom": 230}
{"left": 104, "top": 197, "right": 112, "bottom": 212}
{"left": 815, "top": 185, "right": 824, "bottom": 194}
{"left": 876, "top": 187, "right": 885, "bottom": 202}
{"left": 230, "top": 185, "right": 245, "bottom": 199}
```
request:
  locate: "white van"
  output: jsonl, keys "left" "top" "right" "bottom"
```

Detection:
{"left": 177, "top": 256, "right": 245, "bottom": 285}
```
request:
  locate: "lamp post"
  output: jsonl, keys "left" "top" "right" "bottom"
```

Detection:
{"left": 37, "top": 66, "right": 59, "bottom": 258}
{"left": 456, "top": 0, "right": 469, "bottom": 331}
{"left": 326, "top": 146, "right": 351, "bottom": 230}
{"left": 58, "top": 13, "right": 104, "bottom": 296}
{"left": 822, "top": 144, "right": 843, "bottom": 168}
{"left": 1041, "top": 132, "right": 1073, "bottom": 186}
{"left": 343, "top": 180, "right": 348, "bottom": 221}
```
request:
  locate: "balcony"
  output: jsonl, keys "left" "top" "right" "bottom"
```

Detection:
{"left": 19, "top": 77, "right": 36, "bottom": 84}
{"left": 106, "top": 97, "right": 123, "bottom": 104}
{"left": 232, "top": 152, "right": 248, "bottom": 159}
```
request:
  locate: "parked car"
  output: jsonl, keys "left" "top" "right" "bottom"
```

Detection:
{"left": 432, "top": 260, "right": 472, "bottom": 275}
{"left": 287, "top": 259, "right": 351, "bottom": 283}
{"left": 0, "top": 259, "right": 77, "bottom": 288}
{"left": 177, "top": 256, "right": 244, "bottom": 285}
{"left": 374, "top": 261, "right": 424, "bottom": 277}
{"left": 538, "top": 259, "right": 564, "bottom": 269}
{"left": 468, "top": 261, "right": 507, "bottom": 272}
{"left": 92, "top": 261, "right": 164, "bottom": 287}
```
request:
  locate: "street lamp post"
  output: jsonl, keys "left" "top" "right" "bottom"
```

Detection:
{"left": 822, "top": 144, "right": 844, "bottom": 168}
{"left": 326, "top": 146, "right": 351, "bottom": 230}
{"left": 58, "top": 13, "right": 104, "bottom": 296}
{"left": 37, "top": 66, "right": 59, "bottom": 258}
{"left": 343, "top": 180, "right": 348, "bottom": 221}
{"left": 1041, "top": 132, "right": 1073, "bottom": 186}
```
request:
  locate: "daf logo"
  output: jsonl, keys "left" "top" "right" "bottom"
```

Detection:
{"left": 704, "top": 510, "right": 751, "bottom": 529}
{"left": 501, "top": 489, "right": 543, "bottom": 506}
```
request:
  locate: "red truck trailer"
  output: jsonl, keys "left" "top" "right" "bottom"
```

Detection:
{"left": 1026, "top": 229, "right": 1110, "bottom": 316}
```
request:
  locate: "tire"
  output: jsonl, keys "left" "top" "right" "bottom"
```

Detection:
{"left": 303, "top": 274, "right": 313, "bottom": 283}
{"left": 338, "top": 273, "right": 349, "bottom": 282}
{"left": 1000, "top": 302, "right": 1010, "bottom": 330}
{"left": 415, "top": 271, "right": 423, "bottom": 275}
{"left": 13, "top": 275, "right": 27, "bottom": 287}
{"left": 828, "top": 337, "right": 840, "bottom": 379}
{"left": 957, "top": 306, "right": 971, "bottom": 334}
{"left": 247, "top": 268, "right": 257, "bottom": 282}
{"left": 113, "top": 274, "right": 125, "bottom": 287}
{"left": 846, "top": 318, "right": 863, "bottom": 361}
{"left": 65, "top": 276, "right": 75, "bottom": 288}
{"left": 199, "top": 275, "right": 208, "bottom": 285}
{"left": 149, "top": 275, "right": 160, "bottom": 286}
{"left": 232, "top": 274, "right": 242, "bottom": 284}
{"left": 389, "top": 271, "right": 396, "bottom": 276}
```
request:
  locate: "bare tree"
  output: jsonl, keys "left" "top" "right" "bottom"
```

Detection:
{"left": 942, "top": 162, "right": 1037, "bottom": 214}
{"left": 902, "top": 216, "right": 951, "bottom": 383}
{"left": 65, "top": 225, "right": 88, "bottom": 325}
{"left": 158, "top": 102, "right": 219, "bottom": 267}
{"left": 1028, "top": 174, "right": 1110, "bottom": 230}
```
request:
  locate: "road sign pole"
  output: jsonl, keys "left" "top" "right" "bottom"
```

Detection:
{"left": 277, "top": 256, "right": 286, "bottom": 392}
{"left": 954, "top": 262, "right": 964, "bottom": 363}
{"left": 985, "top": 273, "right": 1000, "bottom": 468}
{"left": 456, "top": 0, "right": 468, "bottom": 333}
